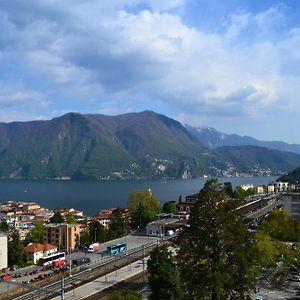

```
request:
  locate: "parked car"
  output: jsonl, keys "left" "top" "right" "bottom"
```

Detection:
{"left": 72, "top": 257, "right": 91, "bottom": 266}
{"left": 290, "top": 275, "right": 300, "bottom": 282}
{"left": 1, "top": 274, "right": 13, "bottom": 280}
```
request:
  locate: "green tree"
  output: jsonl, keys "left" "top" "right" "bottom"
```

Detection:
{"left": 148, "top": 245, "right": 182, "bottom": 300}
{"left": 162, "top": 201, "right": 177, "bottom": 214}
{"left": 0, "top": 219, "right": 9, "bottom": 232}
{"left": 89, "top": 221, "right": 107, "bottom": 242}
{"left": 261, "top": 209, "right": 295, "bottom": 241}
{"left": 128, "top": 189, "right": 160, "bottom": 229}
{"left": 65, "top": 213, "right": 77, "bottom": 224}
{"left": 80, "top": 230, "right": 92, "bottom": 245}
{"left": 26, "top": 221, "right": 44, "bottom": 243}
{"left": 223, "top": 182, "right": 234, "bottom": 198}
{"left": 50, "top": 211, "right": 65, "bottom": 223}
{"left": 178, "top": 179, "right": 257, "bottom": 300}
{"left": 108, "top": 208, "right": 125, "bottom": 239}
{"left": 108, "top": 290, "right": 142, "bottom": 300}
{"left": 8, "top": 231, "right": 28, "bottom": 267}
{"left": 255, "top": 231, "right": 277, "bottom": 268}
{"left": 294, "top": 217, "right": 300, "bottom": 242}
{"left": 233, "top": 186, "right": 255, "bottom": 199}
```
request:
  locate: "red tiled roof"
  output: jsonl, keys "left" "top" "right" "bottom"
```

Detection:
{"left": 24, "top": 243, "right": 57, "bottom": 253}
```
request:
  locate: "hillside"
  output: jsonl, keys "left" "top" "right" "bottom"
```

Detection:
{"left": 186, "top": 126, "right": 300, "bottom": 155}
{"left": 278, "top": 167, "right": 300, "bottom": 183}
{"left": 216, "top": 146, "right": 300, "bottom": 175}
{"left": 0, "top": 111, "right": 299, "bottom": 180}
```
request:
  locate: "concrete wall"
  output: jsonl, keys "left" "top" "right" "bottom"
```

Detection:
{"left": 0, "top": 234, "right": 7, "bottom": 269}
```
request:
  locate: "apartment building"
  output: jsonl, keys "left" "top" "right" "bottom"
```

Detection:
{"left": 283, "top": 192, "right": 300, "bottom": 219}
{"left": 43, "top": 223, "right": 80, "bottom": 250}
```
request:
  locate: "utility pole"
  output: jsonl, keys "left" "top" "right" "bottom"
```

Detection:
{"left": 142, "top": 245, "right": 145, "bottom": 284}
{"left": 61, "top": 276, "right": 65, "bottom": 300}
{"left": 69, "top": 248, "right": 72, "bottom": 277}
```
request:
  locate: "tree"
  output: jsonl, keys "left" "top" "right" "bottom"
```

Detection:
{"left": 108, "top": 208, "right": 125, "bottom": 239}
{"left": 50, "top": 211, "right": 65, "bottom": 223}
{"left": 65, "top": 213, "right": 77, "bottom": 224}
{"left": 148, "top": 245, "right": 182, "bottom": 300}
{"left": 89, "top": 221, "right": 107, "bottom": 242}
{"left": 178, "top": 179, "right": 258, "bottom": 300}
{"left": 223, "top": 182, "right": 234, "bottom": 198}
{"left": 233, "top": 186, "right": 255, "bottom": 199}
{"left": 26, "top": 221, "right": 44, "bottom": 243}
{"left": 8, "top": 230, "right": 28, "bottom": 267}
{"left": 80, "top": 230, "right": 92, "bottom": 245}
{"left": 162, "top": 201, "right": 177, "bottom": 214}
{"left": 128, "top": 189, "right": 160, "bottom": 229}
{"left": 108, "top": 290, "right": 142, "bottom": 300}
{"left": 260, "top": 209, "right": 295, "bottom": 241}
{"left": 255, "top": 231, "right": 277, "bottom": 268}
{"left": 0, "top": 219, "right": 9, "bottom": 232}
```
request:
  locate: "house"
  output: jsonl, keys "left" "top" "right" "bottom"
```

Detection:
{"left": 176, "top": 194, "right": 198, "bottom": 216}
{"left": 24, "top": 243, "right": 57, "bottom": 264}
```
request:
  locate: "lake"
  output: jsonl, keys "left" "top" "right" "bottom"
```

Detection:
{"left": 0, "top": 176, "right": 277, "bottom": 216}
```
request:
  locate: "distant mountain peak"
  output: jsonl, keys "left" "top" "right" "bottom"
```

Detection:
{"left": 185, "top": 125, "right": 300, "bottom": 155}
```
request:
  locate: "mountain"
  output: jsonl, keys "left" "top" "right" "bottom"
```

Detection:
{"left": 186, "top": 126, "right": 300, "bottom": 155}
{"left": 216, "top": 146, "right": 300, "bottom": 176}
{"left": 0, "top": 111, "right": 299, "bottom": 180}
{"left": 278, "top": 167, "right": 300, "bottom": 183}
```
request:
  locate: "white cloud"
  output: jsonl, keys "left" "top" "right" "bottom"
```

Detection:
{"left": 0, "top": 0, "right": 300, "bottom": 142}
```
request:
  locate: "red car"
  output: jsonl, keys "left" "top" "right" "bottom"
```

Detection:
{"left": 1, "top": 274, "right": 13, "bottom": 280}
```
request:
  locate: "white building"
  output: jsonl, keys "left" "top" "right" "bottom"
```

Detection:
{"left": 0, "top": 233, "right": 8, "bottom": 270}
{"left": 275, "top": 181, "right": 289, "bottom": 193}
{"left": 283, "top": 192, "right": 300, "bottom": 219}
{"left": 240, "top": 184, "right": 254, "bottom": 191}
{"left": 24, "top": 243, "right": 58, "bottom": 264}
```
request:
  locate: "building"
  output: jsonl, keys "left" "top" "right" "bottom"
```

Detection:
{"left": 0, "top": 233, "right": 7, "bottom": 270}
{"left": 146, "top": 218, "right": 188, "bottom": 236}
{"left": 275, "top": 181, "right": 289, "bottom": 193}
{"left": 24, "top": 243, "right": 57, "bottom": 264}
{"left": 176, "top": 194, "right": 198, "bottom": 215}
{"left": 146, "top": 219, "right": 178, "bottom": 237}
{"left": 93, "top": 208, "right": 129, "bottom": 229}
{"left": 240, "top": 184, "right": 254, "bottom": 191}
{"left": 255, "top": 185, "right": 265, "bottom": 194}
{"left": 283, "top": 192, "right": 300, "bottom": 219}
{"left": 43, "top": 223, "right": 80, "bottom": 251}
{"left": 267, "top": 184, "right": 275, "bottom": 194}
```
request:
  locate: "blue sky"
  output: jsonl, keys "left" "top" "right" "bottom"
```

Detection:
{"left": 0, "top": 0, "right": 300, "bottom": 143}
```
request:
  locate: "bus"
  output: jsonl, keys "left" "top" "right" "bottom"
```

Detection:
{"left": 107, "top": 242, "right": 127, "bottom": 255}
{"left": 38, "top": 252, "right": 66, "bottom": 266}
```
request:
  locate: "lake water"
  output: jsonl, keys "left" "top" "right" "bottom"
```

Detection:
{"left": 0, "top": 176, "right": 277, "bottom": 216}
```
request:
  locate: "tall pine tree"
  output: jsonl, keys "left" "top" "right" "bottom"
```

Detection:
{"left": 178, "top": 179, "right": 258, "bottom": 300}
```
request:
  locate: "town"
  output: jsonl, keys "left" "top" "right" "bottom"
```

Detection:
{"left": 0, "top": 179, "right": 299, "bottom": 299}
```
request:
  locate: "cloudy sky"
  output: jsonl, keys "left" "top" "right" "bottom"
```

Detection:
{"left": 0, "top": 0, "right": 300, "bottom": 143}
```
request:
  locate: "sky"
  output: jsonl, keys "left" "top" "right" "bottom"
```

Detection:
{"left": 0, "top": 0, "right": 300, "bottom": 143}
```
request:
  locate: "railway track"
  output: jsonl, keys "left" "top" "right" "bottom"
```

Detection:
{"left": 84, "top": 271, "right": 148, "bottom": 300}
{"left": 9, "top": 241, "right": 164, "bottom": 300}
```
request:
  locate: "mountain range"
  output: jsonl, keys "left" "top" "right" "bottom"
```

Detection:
{"left": 0, "top": 110, "right": 299, "bottom": 180}
{"left": 186, "top": 126, "right": 300, "bottom": 155}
